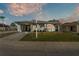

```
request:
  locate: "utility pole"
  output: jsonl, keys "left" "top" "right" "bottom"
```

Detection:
{"left": 35, "top": 7, "right": 41, "bottom": 39}
{"left": 36, "top": 18, "right": 38, "bottom": 39}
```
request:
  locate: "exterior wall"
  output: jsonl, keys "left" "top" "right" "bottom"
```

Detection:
{"left": 39, "top": 24, "right": 45, "bottom": 31}
{"left": 31, "top": 24, "right": 56, "bottom": 32}
{"left": 0, "top": 27, "right": 5, "bottom": 30}
{"left": 32, "top": 25, "right": 36, "bottom": 32}
{"left": 62, "top": 25, "right": 77, "bottom": 32}
{"left": 15, "top": 23, "right": 22, "bottom": 32}
{"left": 31, "top": 24, "right": 44, "bottom": 32}
{"left": 47, "top": 24, "right": 56, "bottom": 32}
{"left": 77, "top": 24, "right": 79, "bottom": 33}
{"left": 9, "top": 26, "right": 17, "bottom": 31}
{"left": 31, "top": 24, "right": 45, "bottom": 32}
{"left": 65, "top": 26, "right": 70, "bottom": 32}
{"left": 15, "top": 23, "right": 60, "bottom": 32}
{"left": 0, "top": 27, "right": 10, "bottom": 31}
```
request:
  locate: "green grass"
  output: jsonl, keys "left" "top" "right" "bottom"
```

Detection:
{"left": 0, "top": 32, "right": 16, "bottom": 38}
{"left": 0, "top": 30, "right": 4, "bottom": 32}
{"left": 20, "top": 32, "right": 79, "bottom": 41}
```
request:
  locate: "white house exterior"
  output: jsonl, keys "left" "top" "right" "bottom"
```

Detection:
{"left": 47, "top": 24, "right": 56, "bottom": 32}
{"left": 15, "top": 20, "right": 61, "bottom": 32}
{"left": 15, "top": 23, "right": 22, "bottom": 32}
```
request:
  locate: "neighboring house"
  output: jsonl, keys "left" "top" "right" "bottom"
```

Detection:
{"left": 0, "top": 23, "right": 10, "bottom": 31}
{"left": 15, "top": 20, "right": 61, "bottom": 32}
{"left": 10, "top": 23, "right": 17, "bottom": 31}
{"left": 9, "top": 26, "right": 17, "bottom": 31}
{"left": 61, "top": 21, "right": 79, "bottom": 33}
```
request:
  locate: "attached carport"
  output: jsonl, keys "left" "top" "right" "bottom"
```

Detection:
{"left": 61, "top": 22, "right": 79, "bottom": 32}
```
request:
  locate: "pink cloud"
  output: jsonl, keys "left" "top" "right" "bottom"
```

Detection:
{"left": 8, "top": 3, "right": 46, "bottom": 16}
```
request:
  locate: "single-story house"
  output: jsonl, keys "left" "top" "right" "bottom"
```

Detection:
{"left": 14, "top": 20, "right": 79, "bottom": 33}
{"left": 61, "top": 21, "right": 79, "bottom": 32}
{"left": 15, "top": 20, "right": 61, "bottom": 32}
{"left": 0, "top": 23, "right": 10, "bottom": 31}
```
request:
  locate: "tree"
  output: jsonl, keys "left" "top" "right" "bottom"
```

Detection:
{"left": 10, "top": 23, "right": 16, "bottom": 27}
{"left": 48, "top": 19, "right": 59, "bottom": 22}
{"left": 0, "top": 16, "right": 5, "bottom": 20}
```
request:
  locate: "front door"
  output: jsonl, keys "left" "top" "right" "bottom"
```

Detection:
{"left": 25, "top": 25, "right": 31, "bottom": 32}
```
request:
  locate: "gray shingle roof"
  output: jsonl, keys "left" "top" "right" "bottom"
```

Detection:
{"left": 15, "top": 20, "right": 60, "bottom": 25}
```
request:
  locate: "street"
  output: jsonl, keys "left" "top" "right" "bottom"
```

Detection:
{"left": 0, "top": 32, "right": 79, "bottom": 56}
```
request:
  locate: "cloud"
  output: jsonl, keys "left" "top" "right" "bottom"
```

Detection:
{"left": 8, "top": 3, "right": 46, "bottom": 16}
{"left": 0, "top": 9, "right": 4, "bottom": 14}
{"left": 60, "top": 4, "right": 79, "bottom": 23}
{"left": 66, "top": 4, "right": 79, "bottom": 23}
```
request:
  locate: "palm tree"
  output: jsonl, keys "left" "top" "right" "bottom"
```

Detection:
{"left": 0, "top": 16, "right": 5, "bottom": 31}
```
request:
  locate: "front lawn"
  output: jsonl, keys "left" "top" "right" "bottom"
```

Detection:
{"left": 20, "top": 32, "right": 79, "bottom": 41}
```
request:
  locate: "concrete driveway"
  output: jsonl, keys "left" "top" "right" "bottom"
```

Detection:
{"left": 0, "top": 32, "right": 79, "bottom": 56}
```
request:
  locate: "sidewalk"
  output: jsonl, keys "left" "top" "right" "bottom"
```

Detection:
{"left": 0, "top": 31, "right": 17, "bottom": 34}
{"left": 0, "top": 32, "right": 27, "bottom": 41}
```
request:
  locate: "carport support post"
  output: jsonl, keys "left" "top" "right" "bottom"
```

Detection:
{"left": 77, "top": 24, "right": 79, "bottom": 33}
{"left": 58, "top": 25, "right": 60, "bottom": 32}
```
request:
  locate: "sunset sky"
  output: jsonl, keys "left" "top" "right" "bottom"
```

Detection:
{"left": 0, "top": 3, "right": 78, "bottom": 25}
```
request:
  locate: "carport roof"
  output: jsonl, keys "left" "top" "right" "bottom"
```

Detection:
{"left": 62, "top": 21, "right": 79, "bottom": 26}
